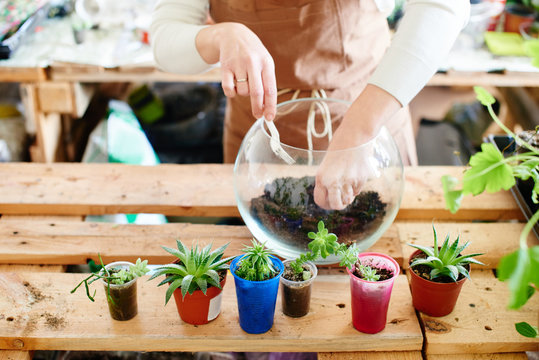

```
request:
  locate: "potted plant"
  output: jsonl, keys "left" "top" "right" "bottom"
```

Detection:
{"left": 443, "top": 86, "right": 539, "bottom": 336}
{"left": 149, "top": 240, "right": 234, "bottom": 325}
{"left": 230, "top": 239, "right": 284, "bottom": 334}
{"left": 281, "top": 221, "right": 357, "bottom": 318}
{"left": 345, "top": 251, "right": 400, "bottom": 334}
{"left": 407, "top": 225, "right": 484, "bottom": 317}
{"left": 71, "top": 255, "right": 149, "bottom": 321}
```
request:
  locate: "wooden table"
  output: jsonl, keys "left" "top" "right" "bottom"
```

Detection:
{"left": 0, "top": 164, "right": 537, "bottom": 360}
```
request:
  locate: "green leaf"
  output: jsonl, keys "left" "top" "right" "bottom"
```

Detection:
{"left": 506, "top": 248, "right": 533, "bottom": 309}
{"left": 442, "top": 175, "right": 464, "bottom": 213}
{"left": 497, "top": 250, "right": 518, "bottom": 281}
{"left": 407, "top": 243, "right": 435, "bottom": 258}
{"left": 474, "top": 86, "right": 496, "bottom": 106}
{"left": 462, "top": 143, "right": 515, "bottom": 195}
{"left": 515, "top": 322, "right": 538, "bottom": 338}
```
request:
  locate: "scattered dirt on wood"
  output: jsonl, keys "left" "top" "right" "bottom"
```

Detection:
{"left": 41, "top": 312, "right": 66, "bottom": 330}
{"left": 424, "top": 319, "right": 450, "bottom": 333}
{"left": 23, "top": 281, "right": 49, "bottom": 305}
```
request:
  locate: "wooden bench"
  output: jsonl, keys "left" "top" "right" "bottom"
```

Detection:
{"left": 0, "top": 164, "right": 537, "bottom": 360}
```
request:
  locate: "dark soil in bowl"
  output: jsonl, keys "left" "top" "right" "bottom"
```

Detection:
{"left": 250, "top": 176, "right": 387, "bottom": 251}
{"left": 352, "top": 260, "right": 394, "bottom": 281}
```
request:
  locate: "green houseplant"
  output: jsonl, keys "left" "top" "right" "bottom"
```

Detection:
{"left": 71, "top": 255, "right": 149, "bottom": 321}
{"left": 230, "top": 239, "right": 284, "bottom": 334}
{"left": 149, "top": 240, "right": 234, "bottom": 325}
{"left": 443, "top": 86, "right": 539, "bottom": 336}
{"left": 407, "top": 225, "right": 484, "bottom": 317}
{"left": 281, "top": 221, "right": 360, "bottom": 317}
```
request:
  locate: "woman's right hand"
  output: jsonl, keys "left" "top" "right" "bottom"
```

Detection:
{"left": 196, "top": 22, "right": 277, "bottom": 121}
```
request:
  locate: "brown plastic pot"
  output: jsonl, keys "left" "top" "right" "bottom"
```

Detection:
{"left": 280, "top": 260, "right": 317, "bottom": 318}
{"left": 408, "top": 250, "right": 466, "bottom": 317}
{"left": 504, "top": 4, "right": 536, "bottom": 33}
{"left": 102, "top": 261, "right": 138, "bottom": 321}
{"left": 172, "top": 271, "right": 227, "bottom": 325}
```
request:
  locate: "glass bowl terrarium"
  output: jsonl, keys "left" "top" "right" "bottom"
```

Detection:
{"left": 233, "top": 98, "right": 404, "bottom": 263}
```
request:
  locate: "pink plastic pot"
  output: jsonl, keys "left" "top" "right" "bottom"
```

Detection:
{"left": 346, "top": 252, "right": 400, "bottom": 334}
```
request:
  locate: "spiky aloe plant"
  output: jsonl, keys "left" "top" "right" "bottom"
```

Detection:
{"left": 150, "top": 240, "right": 235, "bottom": 303}
{"left": 408, "top": 225, "right": 484, "bottom": 282}
{"left": 235, "top": 239, "right": 278, "bottom": 281}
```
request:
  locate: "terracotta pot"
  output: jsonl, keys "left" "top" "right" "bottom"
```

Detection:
{"left": 102, "top": 261, "right": 138, "bottom": 321}
{"left": 408, "top": 249, "right": 467, "bottom": 317}
{"left": 280, "top": 260, "right": 317, "bottom": 318}
{"left": 504, "top": 4, "right": 536, "bottom": 33}
{"left": 172, "top": 271, "right": 227, "bottom": 325}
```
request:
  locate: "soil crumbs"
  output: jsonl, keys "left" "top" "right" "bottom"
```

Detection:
{"left": 282, "top": 263, "right": 312, "bottom": 282}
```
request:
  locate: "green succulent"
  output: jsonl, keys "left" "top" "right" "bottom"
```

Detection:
{"left": 150, "top": 240, "right": 234, "bottom": 303}
{"left": 288, "top": 221, "right": 361, "bottom": 279}
{"left": 356, "top": 264, "right": 380, "bottom": 282}
{"left": 71, "top": 254, "right": 149, "bottom": 303}
{"left": 235, "top": 239, "right": 278, "bottom": 281}
{"left": 408, "top": 225, "right": 484, "bottom": 282}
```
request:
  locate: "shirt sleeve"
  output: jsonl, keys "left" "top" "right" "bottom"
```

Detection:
{"left": 368, "top": 0, "right": 471, "bottom": 106}
{"left": 150, "top": 0, "right": 214, "bottom": 74}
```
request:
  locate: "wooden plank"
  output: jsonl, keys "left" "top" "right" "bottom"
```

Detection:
{"left": 35, "top": 113, "right": 61, "bottom": 163}
{"left": 0, "top": 265, "right": 64, "bottom": 272}
{"left": 1, "top": 216, "right": 84, "bottom": 222}
{"left": 400, "top": 167, "right": 522, "bottom": 221}
{"left": 0, "top": 222, "right": 402, "bottom": 266}
{"left": 0, "top": 351, "right": 32, "bottom": 360}
{"left": 36, "top": 82, "right": 73, "bottom": 114}
{"left": 422, "top": 270, "right": 539, "bottom": 354}
{"left": 0, "top": 273, "right": 422, "bottom": 352}
{"left": 397, "top": 222, "right": 536, "bottom": 270}
{"left": 429, "top": 71, "right": 539, "bottom": 87}
{"left": 319, "top": 351, "right": 422, "bottom": 360}
{"left": 428, "top": 353, "right": 528, "bottom": 360}
{"left": 0, "top": 164, "right": 520, "bottom": 219}
{"left": 0, "top": 67, "right": 46, "bottom": 82}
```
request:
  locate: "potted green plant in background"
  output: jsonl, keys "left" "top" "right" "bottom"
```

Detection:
{"left": 71, "top": 255, "right": 149, "bottom": 321}
{"left": 443, "top": 86, "right": 539, "bottom": 337}
{"left": 230, "top": 239, "right": 284, "bottom": 334}
{"left": 150, "top": 240, "right": 234, "bottom": 325}
{"left": 407, "top": 225, "right": 484, "bottom": 317}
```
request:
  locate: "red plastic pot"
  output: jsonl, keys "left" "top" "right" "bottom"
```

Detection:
{"left": 408, "top": 249, "right": 466, "bottom": 317}
{"left": 172, "top": 272, "right": 227, "bottom": 325}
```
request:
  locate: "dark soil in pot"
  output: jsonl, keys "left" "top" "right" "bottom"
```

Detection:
{"left": 281, "top": 263, "right": 315, "bottom": 318}
{"left": 250, "top": 176, "right": 387, "bottom": 250}
{"left": 351, "top": 260, "right": 395, "bottom": 281}
{"left": 103, "top": 268, "right": 138, "bottom": 321}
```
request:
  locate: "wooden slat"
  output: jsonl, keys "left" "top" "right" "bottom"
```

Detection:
{"left": 0, "top": 273, "right": 422, "bottom": 353}
{"left": 428, "top": 354, "right": 529, "bottom": 360}
{"left": 0, "top": 67, "right": 46, "bottom": 82}
{"left": 1, "top": 216, "right": 84, "bottom": 222}
{"left": 422, "top": 270, "right": 539, "bottom": 354}
{"left": 0, "top": 164, "right": 520, "bottom": 219}
{"left": 0, "top": 222, "right": 402, "bottom": 266}
{"left": 397, "top": 222, "right": 536, "bottom": 270}
{"left": 0, "top": 265, "right": 64, "bottom": 272}
{"left": 0, "top": 351, "right": 32, "bottom": 360}
{"left": 399, "top": 167, "right": 522, "bottom": 221}
{"left": 319, "top": 351, "right": 422, "bottom": 360}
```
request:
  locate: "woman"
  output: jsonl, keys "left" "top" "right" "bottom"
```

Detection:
{"left": 151, "top": 0, "right": 470, "bottom": 209}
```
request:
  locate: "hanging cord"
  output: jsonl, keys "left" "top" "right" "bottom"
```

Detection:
{"left": 267, "top": 88, "right": 333, "bottom": 165}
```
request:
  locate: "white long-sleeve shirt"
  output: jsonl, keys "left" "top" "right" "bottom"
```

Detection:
{"left": 150, "top": 0, "right": 470, "bottom": 106}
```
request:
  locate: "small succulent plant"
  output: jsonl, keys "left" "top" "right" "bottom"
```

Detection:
{"left": 150, "top": 240, "right": 234, "bottom": 303}
{"left": 71, "top": 255, "right": 149, "bottom": 302}
{"left": 235, "top": 239, "right": 278, "bottom": 281}
{"left": 356, "top": 264, "right": 381, "bottom": 282}
{"left": 408, "top": 225, "right": 484, "bottom": 282}
{"left": 288, "top": 221, "right": 361, "bottom": 280}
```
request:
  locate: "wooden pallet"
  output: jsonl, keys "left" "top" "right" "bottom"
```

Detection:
{"left": 0, "top": 164, "right": 536, "bottom": 360}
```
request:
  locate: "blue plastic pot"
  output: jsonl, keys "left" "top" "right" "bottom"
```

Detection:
{"left": 230, "top": 255, "right": 284, "bottom": 334}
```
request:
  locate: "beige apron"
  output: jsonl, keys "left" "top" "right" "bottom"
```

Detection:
{"left": 209, "top": 0, "right": 418, "bottom": 165}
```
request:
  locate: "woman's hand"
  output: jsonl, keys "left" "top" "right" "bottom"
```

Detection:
{"left": 196, "top": 22, "right": 277, "bottom": 121}
{"left": 314, "top": 85, "right": 401, "bottom": 210}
